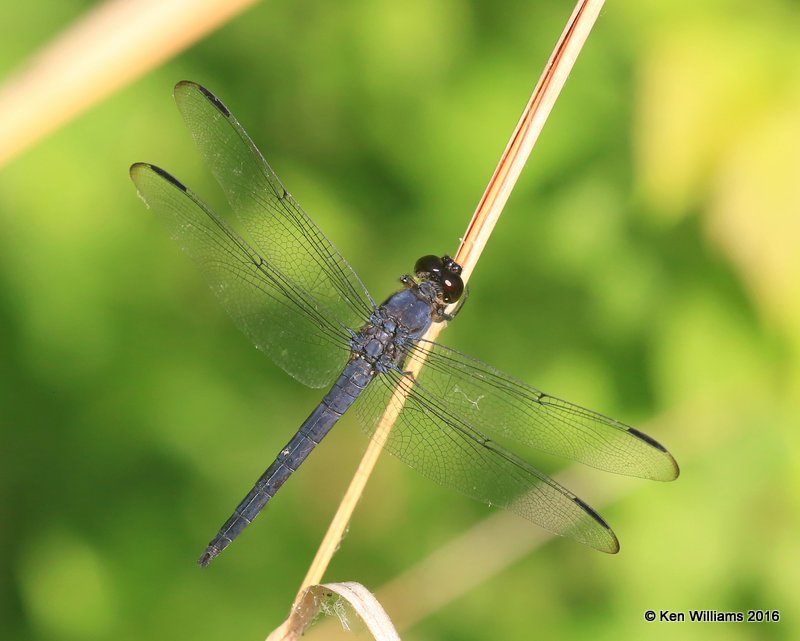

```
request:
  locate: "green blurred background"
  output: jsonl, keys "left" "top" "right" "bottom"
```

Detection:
{"left": 2, "top": 1, "right": 799, "bottom": 639}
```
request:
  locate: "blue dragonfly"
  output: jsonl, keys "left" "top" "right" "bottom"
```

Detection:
{"left": 130, "top": 81, "right": 679, "bottom": 567}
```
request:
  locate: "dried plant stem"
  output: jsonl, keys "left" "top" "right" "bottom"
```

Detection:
{"left": 454, "top": 0, "right": 606, "bottom": 283}
{"left": 0, "top": 0, "right": 255, "bottom": 168}
{"left": 275, "top": 0, "right": 607, "bottom": 636}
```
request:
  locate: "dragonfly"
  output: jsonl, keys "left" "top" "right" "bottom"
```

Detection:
{"left": 130, "top": 81, "right": 679, "bottom": 567}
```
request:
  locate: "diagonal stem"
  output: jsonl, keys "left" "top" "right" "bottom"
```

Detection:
{"left": 0, "top": 0, "right": 256, "bottom": 168}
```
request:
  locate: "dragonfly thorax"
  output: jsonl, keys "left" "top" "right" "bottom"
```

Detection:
{"left": 352, "top": 288, "right": 437, "bottom": 373}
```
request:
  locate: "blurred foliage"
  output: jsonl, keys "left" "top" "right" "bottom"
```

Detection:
{"left": 1, "top": 1, "right": 799, "bottom": 640}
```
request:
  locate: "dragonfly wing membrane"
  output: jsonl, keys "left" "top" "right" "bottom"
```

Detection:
{"left": 130, "top": 163, "right": 351, "bottom": 388}
{"left": 404, "top": 340, "right": 679, "bottom": 481}
{"left": 353, "top": 370, "right": 620, "bottom": 553}
{"left": 173, "top": 81, "right": 375, "bottom": 335}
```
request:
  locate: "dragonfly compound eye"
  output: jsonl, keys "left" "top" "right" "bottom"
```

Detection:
{"left": 414, "top": 254, "right": 443, "bottom": 276}
{"left": 441, "top": 274, "right": 464, "bottom": 303}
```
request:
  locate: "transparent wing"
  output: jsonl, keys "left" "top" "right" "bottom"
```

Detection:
{"left": 403, "top": 340, "right": 679, "bottom": 481}
{"left": 130, "top": 163, "right": 353, "bottom": 388}
{"left": 353, "top": 370, "right": 620, "bottom": 553}
{"left": 173, "top": 81, "right": 376, "bottom": 331}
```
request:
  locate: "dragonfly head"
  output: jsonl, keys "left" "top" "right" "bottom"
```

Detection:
{"left": 413, "top": 255, "right": 464, "bottom": 304}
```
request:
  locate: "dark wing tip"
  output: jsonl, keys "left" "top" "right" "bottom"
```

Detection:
{"left": 628, "top": 427, "right": 666, "bottom": 452}
{"left": 150, "top": 165, "right": 187, "bottom": 191}
{"left": 628, "top": 427, "right": 681, "bottom": 481}
{"left": 130, "top": 163, "right": 188, "bottom": 192}
{"left": 174, "top": 80, "right": 232, "bottom": 118}
{"left": 573, "top": 497, "right": 620, "bottom": 554}
{"left": 200, "top": 85, "right": 232, "bottom": 117}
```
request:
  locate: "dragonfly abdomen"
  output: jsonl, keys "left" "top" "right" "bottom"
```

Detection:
{"left": 198, "top": 359, "right": 375, "bottom": 566}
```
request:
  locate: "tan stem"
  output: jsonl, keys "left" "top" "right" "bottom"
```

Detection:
{"left": 0, "top": 0, "right": 256, "bottom": 168}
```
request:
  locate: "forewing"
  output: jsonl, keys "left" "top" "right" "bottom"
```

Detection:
{"left": 353, "top": 370, "right": 620, "bottom": 553}
{"left": 404, "top": 340, "right": 679, "bottom": 481}
{"left": 173, "top": 81, "right": 375, "bottom": 331}
{"left": 130, "top": 163, "right": 351, "bottom": 388}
